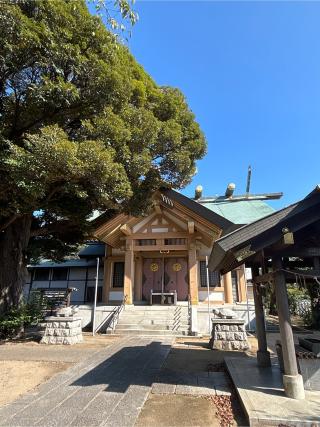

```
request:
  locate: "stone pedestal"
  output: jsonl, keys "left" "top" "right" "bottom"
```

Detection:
{"left": 209, "top": 319, "right": 250, "bottom": 351}
{"left": 40, "top": 316, "right": 83, "bottom": 345}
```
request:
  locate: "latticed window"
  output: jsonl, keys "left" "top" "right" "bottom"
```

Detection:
{"left": 113, "top": 262, "right": 124, "bottom": 287}
{"left": 52, "top": 268, "right": 68, "bottom": 281}
{"left": 164, "top": 238, "right": 186, "bottom": 245}
{"left": 34, "top": 268, "right": 50, "bottom": 281}
{"left": 199, "top": 260, "right": 220, "bottom": 287}
{"left": 136, "top": 239, "right": 156, "bottom": 246}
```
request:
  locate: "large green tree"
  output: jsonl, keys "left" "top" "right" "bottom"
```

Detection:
{"left": 0, "top": 0, "right": 206, "bottom": 313}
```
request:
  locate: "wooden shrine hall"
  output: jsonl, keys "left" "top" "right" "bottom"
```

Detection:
{"left": 209, "top": 185, "right": 320, "bottom": 399}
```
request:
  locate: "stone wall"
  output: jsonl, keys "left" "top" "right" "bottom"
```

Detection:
{"left": 209, "top": 319, "right": 249, "bottom": 351}
{"left": 40, "top": 316, "right": 83, "bottom": 345}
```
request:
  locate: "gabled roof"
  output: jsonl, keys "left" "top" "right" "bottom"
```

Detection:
{"left": 93, "top": 189, "right": 235, "bottom": 248}
{"left": 161, "top": 189, "right": 233, "bottom": 230}
{"left": 209, "top": 185, "right": 320, "bottom": 274}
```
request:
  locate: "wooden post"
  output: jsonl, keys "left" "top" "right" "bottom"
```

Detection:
{"left": 273, "top": 257, "right": 305, "bottom": 399}
{"left": 188, "top": 239, "right": 198, "bottom": 305}
{"left": 237, "top": 267, "right": 247, "bottom": 302}
{"left": 252, "top": 266, "right": 271, "bottom": 367}
{"left": 134, "top": 255, "right": 143, "bottom": 302}
{"left": 223, "top": 272, "right": 233, "bottom": 304}
{"left": 124, "top": 239, "right": 134, "bottom": 305}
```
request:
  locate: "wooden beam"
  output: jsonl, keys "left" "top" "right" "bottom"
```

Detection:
{"left": 120, "top": 224, "right": 132, "bottom": 236}
{"left": 264, "top": 246, "right": 320, "bottom": 258}
{"left": 154, "top": 204, "right": 162, "bottom": 214}
{"left": 188, "top": 221, "right": 195, "bottom": 234}
{"left": 253, "top": 272, "right": 274, "bottom": 284}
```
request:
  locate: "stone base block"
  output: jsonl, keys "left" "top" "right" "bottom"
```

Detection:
{"left": 40, "top": 316, "right": 83, "bottom": 345}
{"left": 209, "top": 319, "right": 250, "bottom": 351}
{"left": 283, "top": 374, "right": 305, "bottom": 400}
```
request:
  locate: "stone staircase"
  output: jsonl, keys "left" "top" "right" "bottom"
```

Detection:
{"left": 114, "top": 305, "right": 190, "bottom": 336}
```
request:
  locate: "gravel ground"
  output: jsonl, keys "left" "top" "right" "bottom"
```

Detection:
{"left": 0, "top": 334, "right": 121, "bottom": 407}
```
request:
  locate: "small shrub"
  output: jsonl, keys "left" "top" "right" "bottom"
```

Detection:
{"left": 287, "top": 286, "right": 310, "bottom": 315}
{"left": 0, "top": 299, "right": 43, "bottom": 339}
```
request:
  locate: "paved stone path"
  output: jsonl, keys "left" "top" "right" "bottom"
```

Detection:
{"left": 152, "top": 369, "right": 231, "bottom": 396}
{"left": 0, "top": 336, "right": 173, "bottom": 427}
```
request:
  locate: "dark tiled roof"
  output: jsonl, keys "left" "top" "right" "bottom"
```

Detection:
{"left": 78, "top": 243, "right": 105, "bottom": 258}
{"left": 161, "top": 188, "right": 233, "bottom": 230}
{"left": 209, "top": 186, "right": 320, "bottom": 273}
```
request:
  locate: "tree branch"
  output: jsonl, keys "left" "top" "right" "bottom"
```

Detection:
{"left": 0, "top": 214, "right": 21, "bottom": 233}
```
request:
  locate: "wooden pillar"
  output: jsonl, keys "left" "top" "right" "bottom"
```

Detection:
{"left": 102, "top": 246, "right": 112, "bottom": 303}
{"left": 188, "top": 239, "right": 198, "bottom": 305}
{"left": 237, "top": 267, "right": 247, "bottom": 302}
{"left": 252, "top": 266, "right": 271, "bottom": 367}
{"left": 134, "top": 255, "right": 143, "bottom": 302}
{"left": 273, "top": 257, "right": 305, "bottom": 399}
{"left": 223, "top": 272, "right": 233, "bottom": 304}
{"left": 124, "top": 239, "right": 134, "bottom": 305}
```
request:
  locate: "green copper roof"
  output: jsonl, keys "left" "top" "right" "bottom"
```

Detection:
{"left": 199, "top": 199, "right": 275, "bottom": 225}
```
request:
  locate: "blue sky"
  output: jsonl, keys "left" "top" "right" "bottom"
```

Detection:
{"left": 123, "top": 0, "right": 320, "bottom": 209}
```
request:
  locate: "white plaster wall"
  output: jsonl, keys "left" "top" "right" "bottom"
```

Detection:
{"left": 109, "top": 291, "right": 124, "bottom": 301}
{"left": 198, "top": 290, "right": 224, "bottom": 302}
{"left": 73, "top": 305, "right": 119, "bottom": 330}
{"left": 197, "top": 244, "right": 211, "bottom": 257}
{"left": 197, "top": 303, "right": 256, "bottom": 335}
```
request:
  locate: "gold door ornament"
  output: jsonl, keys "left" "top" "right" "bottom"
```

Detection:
{"left": 172, "top": 263, "right": 182, "bottom": 272}
{"left": 150, "top": 263, "right": 159, "bottom": 272}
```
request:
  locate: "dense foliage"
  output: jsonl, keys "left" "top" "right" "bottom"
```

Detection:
{"left": 0, "top": 0, "right": 206, "bottom": 311}
{"left": 0, "top": 296, "right": 42, "bottom": 339}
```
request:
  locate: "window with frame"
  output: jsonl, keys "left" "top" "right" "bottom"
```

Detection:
{"left": 199, "top": 260, "right": 220, "bottom": 288}
{"left": 86, "top": 287, "right": 102, "bottom": 303}
{"left": 113, "top": 262, "right": 124, "bottom": 288}
{"left": 52, "top": 268, "right": 68, "bottom": 281}
{"left": 34, "top": 268, "right": 50, "bottom": 281}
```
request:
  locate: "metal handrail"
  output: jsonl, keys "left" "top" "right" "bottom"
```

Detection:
{"left": 111, "top": 294, "right": 127, "bottom": 332}
{"left": 94, "top": 294, "right": 127, "bottom": 334}
{"left": 187, "top": 293, "right": 192, "bottom": 332}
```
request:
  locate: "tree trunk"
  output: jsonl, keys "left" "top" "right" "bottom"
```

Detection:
{"left": 0, "top": 215, "right": 32, "bottom": 314}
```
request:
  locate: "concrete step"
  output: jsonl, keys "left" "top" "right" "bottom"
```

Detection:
{"left": 118, "top": 314, "right": 189, "bottom": 321}
{"left": 116, "top": 323, "right": 188, "bottom": 330}
{"left": 119, "top": 317, "right": 189, "bottom": 323}
{"left": 114, "top": 305, "right": 190, "bottom": 336}
{"left": 123, "top": 308, "right": 188, "bottom": 313}
{"left": 114, "top": 329, "right": 189, "bottom": 336}
{"left": 117, "top": 319, "right": 189, "bottom": 326}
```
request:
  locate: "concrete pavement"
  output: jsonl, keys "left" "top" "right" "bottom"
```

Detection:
{"left": 0, "top": 336, "right": 173, "bottom": 427}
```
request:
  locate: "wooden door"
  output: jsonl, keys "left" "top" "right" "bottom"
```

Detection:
{"left": 142, "top": 258, "right": 163, "bottom": 301}
{"left": 164, "top": 257, "right": 189, "bottom": 301}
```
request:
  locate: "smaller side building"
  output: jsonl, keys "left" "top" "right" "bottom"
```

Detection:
{"left": 25, "top": 243, "right": 105, "bottom": 305}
